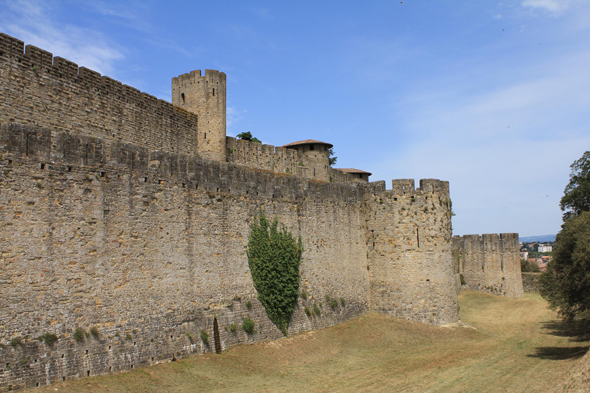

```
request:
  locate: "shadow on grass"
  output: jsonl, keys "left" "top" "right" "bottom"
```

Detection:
{"left": 540, "top": 320, "right": 590, "bottom": 343}
{"left": 528, "top": 346, "right": 588, "bottom": 360}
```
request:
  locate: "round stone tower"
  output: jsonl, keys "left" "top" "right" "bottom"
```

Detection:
{"left": 172, "top": 70, "right": 226, "bottom": 161}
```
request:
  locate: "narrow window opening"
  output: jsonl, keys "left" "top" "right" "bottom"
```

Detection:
{"left": 67, "top": 166, "right": 72, "bottom": 172}
{"left": 131, "top": 151, "right": 135, "bottom": 172}
{"left": 63, "top": 377, "right": 66, "bottom": 381}
{"left": 131, "top": 364, "right": 134, "bottom": 369}
{"left": 85, "top": 350, "right": 88, "bottom": 354}
{"left": 213, "top": 317, "right": 222, "bottom": 354}
{"left": 216, "top": 188, "right": 220, "bottom": 192}
{"left": 25, "top": 134, "right": 29, "bottom": 156}
{"left": 416, "top": 228, "right": 420, "bottom": 248}
{"left": 133, "top": 342, "right": 136, "bottom": 346}
{"left": 108, "top": 346, "right": 111, "bottom": 350}
{"left": 61, "top": 354, "right": 64, "bottom": 358}
{"left": 7, "top": 159, "right": 12, "bottom": 165}
{"left": 182, "top": 183, "right": 185, "bottom": 188}
{"left": 204, "top": 133, "right": 206, "bottom": 139}
{"left": 109, "top": 367, "right": 112, "bottom": 372}
{"left": 36, "top": 383, "right": 40, "bottom": 387}
{"left": 212, "top": 88, "right": 215, "bottom": 96}
{"left": 87, "top": 370, "right": 90, "bottom": 377}
{"left": 181, "top": 93, "right": 185, "bottom": 103}
{"left": 310, "top": 144, "right": 315, "bottom": 151}
{"left": 100, "top": 172, "right": 106, "bottom": 177}
{"left": 151, "top": 357, "right": 155, "bottom": 362}
{"left": 195, "top": 184, "right": 199, "bottom": 190}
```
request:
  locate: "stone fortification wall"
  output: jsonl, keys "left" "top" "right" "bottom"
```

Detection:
{"left": 365, "top": 179, "right": 459, "bottom": 324}
{"left": 172, "top": 70, "right": 226, "bottom": 161}
{"left": 226, "top": 137, "right": 358, "bottom": 183}
{"left": 0, "top": 33, "right": 199, "bottom": 159}
{"left": 0, "top": 123, "right": 377, "bottom": 391}
{"left": 453, "top": 233, "right": 524, "bottom": 298}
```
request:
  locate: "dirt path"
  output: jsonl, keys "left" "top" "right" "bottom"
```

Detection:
{"left": 29, "top": 291, "right": 589, "bottom": 393}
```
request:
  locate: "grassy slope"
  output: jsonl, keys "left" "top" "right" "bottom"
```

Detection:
{"left": 30, "top": 291, "right": 589, "bottom": 393}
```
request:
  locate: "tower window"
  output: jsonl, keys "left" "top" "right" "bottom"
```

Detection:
{"left": 181, "top": 93, "right": 185, "bottom": 103}
{"left": 204, "top": 133, "right": 206, "bottom": 139}
{"left": 212, "top": 88, "right": 215, "bottom": 96}
{"left": 310, "top": 144, "right": 315, "bottom": 151}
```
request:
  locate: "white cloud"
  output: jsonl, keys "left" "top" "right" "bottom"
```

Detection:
{"left": 376, "top": 49, "right": 590, "bottom": 237}
{"left": 522, "top": 0, "right": 566, "bottom": 12}
{"left": 0, "top": 0, "right": 124, "bottom": 75}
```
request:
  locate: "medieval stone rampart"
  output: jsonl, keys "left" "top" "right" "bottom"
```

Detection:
{"left": 0, "top": 33, "right": 459, "bottom": 391}
{"left": 452, "top": 233, "right": 524, "bottom": 298}
{"left": 366, "top": 179, "right": 458, "bottom": 323}
{"left": 0, "top": 33, "right": 199, "bottom": 158}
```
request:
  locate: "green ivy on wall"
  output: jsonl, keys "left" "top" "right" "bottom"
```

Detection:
{"left": 247, "top": 211, "right": 303, "bottom": 336}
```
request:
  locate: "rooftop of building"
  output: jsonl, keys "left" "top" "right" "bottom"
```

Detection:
{"left": 337, "top": 168, "right": 373, "bottom": 176}
{"left": 281, "top": 139, "right": 333, "bottom": 148}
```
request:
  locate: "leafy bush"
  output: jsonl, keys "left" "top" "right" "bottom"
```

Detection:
{"left": 460, "top": 274, "right": 467, "bottom": 286}
{"left": 247, "top": 211, "right": 303, "bottom": 336}
{"left": 10, "top": 337, "right": 22, "bottom": 347}
{"left": 90, "top": 326, "right": 100, "bottom": 339}
{"left": 246, "top": 300, "right": 252, "bottom": 310}
{"left": 42, "top": 333, "right": 58, "bottom": 347}
{"left": 313, "top": 303, "right": 321, "bottom": 316}
{"left": 73, "top": 328, "right": 85, "bottom": 342}
{"left": 300, "top": 291, "right": 307, "bottom": 300}
{"left": 230, "top": 323, "right": 237, "bottom": 332}
{"left": 521, "top": 259, "right": 540, "bottom": 273}
{"left": 200, "top": 330, "right": 209, "bottom": 343}
{"left": 186, "top": 332, "right": 193, "bottom": 342}
{"left": 340, "top": 298, "right": 345, "bottom": 307}
{"left": 304, "top": 306, "right": 312, "bottom": 317}
{"left": 330, "top": 300, "right": 338, "bottom": 309}
{"left": 242, "top": 318, "right": 255, "bottom": 335}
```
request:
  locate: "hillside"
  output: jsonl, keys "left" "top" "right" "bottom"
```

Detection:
{"left": 26, "top": 291, "right": 589, "bottom": 393}
{"left": 520, "top": 235, "right": 556, "bottom": 243}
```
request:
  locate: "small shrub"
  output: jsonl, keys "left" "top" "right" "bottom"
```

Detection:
{"left": 19, "top": 359, "right": 28, "bottom": 365}
{"left": 10, "top": 337, "right": 22, "bottom": 347}
{"left": 42, "top": 333, "right": 58, "bottom": 347}
{"left": 73, "top": 328, "right": 85, "bottom": 343}
{"left": 246, "top": 300, "right": 252, "bottom": 310}
{"left": 340, "top": 298, "right": 345, "bottom": 306}
{"left": 230, "top": 323, "right": 237, "bottom": 332}
{"left": 90, "top": 326, "right": 99, "bottom": 339}
{"left": 300, "top": 291, "right": 308, "bottom": 300}
{"left": 304, "top": 306, "right": 312, "bottom": 317}
{"left": 200, "top": 330, "right": 209, "bottom": 343}
{"left": 186, "top": 332, "right": 193, "bottom": 342}
{"left": 460, "top": 274, "right": 466, "bottom": 286}
{"left": 325, "top": 295, "right": 331, "bottom": 302}
{"left": 330, "top": 300, "right": 338, "bottom": 309}
{"left": 126, "top": 333, "right": 132, "bottom": 341}
{"left": 132, "top": 329, "right": 137, "bottom": 335}
{"left": 313, "top": 303, "right": 321, "bottom": 316}
{"left": 242, "top": 318, "right": 255, "bottom": 334}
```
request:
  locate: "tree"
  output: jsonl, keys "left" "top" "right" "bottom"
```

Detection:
{"left": 521, "top": 258, "right": 540, "bottom": 273}
{"left": 540, "top": 151, "right": 590, "bottom": 322}
{"left": 540, "top": 212, "right": 590, "bottom": 322}
{"left": 247, "top": 212, "right": 303, "bottom": 336}
{"left": 560, "top": 151, "right": 590, "bottom": 220}
{"left": 328, "top": 148, "right": 337, "bottom": 167}
{"left": 236, "top": 131, "right": 261, "bottom": 143}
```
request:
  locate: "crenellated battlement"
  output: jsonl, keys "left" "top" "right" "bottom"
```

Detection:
{"left": 453, "top": 233, "right": 523, "bottom": 298}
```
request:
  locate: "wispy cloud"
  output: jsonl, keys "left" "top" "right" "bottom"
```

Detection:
{"left": 227, "top": 106, "right": 248, "bottom": 137}
{"left": 377, "top": 46, "right": 590, "bottom": 236}
{"left": 0, "top": 0, "right": 124, "bottom": 75}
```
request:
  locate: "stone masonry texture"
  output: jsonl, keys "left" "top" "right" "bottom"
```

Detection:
{"left": 0, "top": 33, "right": 462, "bottom": 391}
{"left": 452, "top": 233, "right": 524, "bottom": 298}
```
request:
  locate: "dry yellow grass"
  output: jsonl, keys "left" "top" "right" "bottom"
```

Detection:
{"left": 30, "top": 291, "right": 589, "bottom": 393}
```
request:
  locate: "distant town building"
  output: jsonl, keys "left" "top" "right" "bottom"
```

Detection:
{"left": 520, "top": 251, "right": 529, "bottom": 261}
{"left": 538, "top": 245, "right": 553, "bottom": 253}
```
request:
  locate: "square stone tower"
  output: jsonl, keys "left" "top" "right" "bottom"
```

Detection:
{"left": 172, "top": 70, "right": 226, "bottom": 161}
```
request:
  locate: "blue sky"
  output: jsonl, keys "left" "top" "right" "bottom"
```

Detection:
{"left": 1, "top": 0, "right": 589, "bottom": 237}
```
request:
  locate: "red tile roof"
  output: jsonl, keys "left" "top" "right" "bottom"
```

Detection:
{"left": 337, "top": 168, "right": 372, "bottom": 175}
{"left": 281, "top": 139, "right": 333, "bottom": 148}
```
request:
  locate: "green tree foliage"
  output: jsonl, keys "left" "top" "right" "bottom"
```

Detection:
{"left": 247, "top": 212, "right": 303, "bottom": 336}
{"left": 560, "top": 151, "right": 590, "bottom": 220}
{"left": 236, "top": 131, "right": 262, "bottom": 143}
{"left": 328, "top": 148, "right": 337, "bottom": 167}
{"left": 520, "top": 258, "right": 540, "bottom": 273}
{"left": 540, "top": 212, "right": 590, "bottom": 322}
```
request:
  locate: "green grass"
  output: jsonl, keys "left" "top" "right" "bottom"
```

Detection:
{"left": 28, "top": 291, "right": 589, "bottom": 392}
